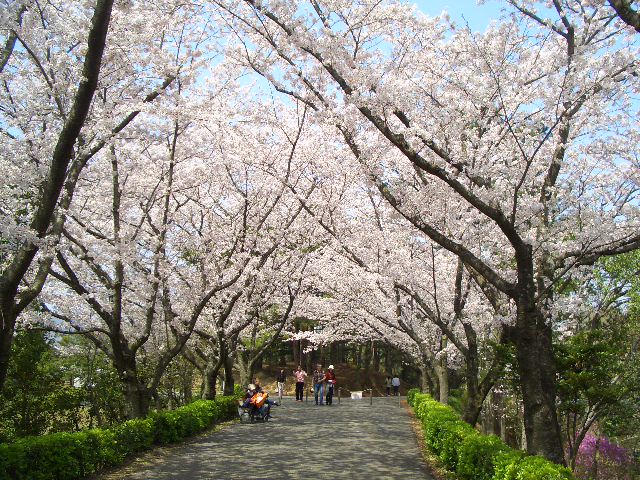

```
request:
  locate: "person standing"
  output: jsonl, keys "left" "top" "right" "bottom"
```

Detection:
{"left": 276, "top": 368, "right": 286, "bottom": 400}
{"left": 312, "top": 364, "right": 325, "bottom": 405}
{"left": 324, "top": 365, "right": 337, "bottom": 405}
{"left": 293, "top": 365, "right": 307, "bottom": 402}
{"left": 391, "top": 375, "right": 400, "bottom": 396}
{"left": 385, "top": 375, "right": 392, "bottom": 397}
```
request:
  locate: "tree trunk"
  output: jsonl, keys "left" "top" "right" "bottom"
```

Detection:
{"left": 0, "top": 309, "right": 15, "bottom": 391}
{"left": 223, "top": 354, "right": 235, "bottom": 396}
{"left": 182, "top": 369, "right": 193, "bottom": 404}
{"left": 356, "top": 344, "right": 363, "bottom": 368}
{"left": 511, "top": 247, "right": 565, "bottom": 465}
{"left": 202, "top": 372, "right": 216, "bottom": 400}
{"left": 123, "top": 378, "right": 151, "bottom": 419}
{"left": 462, "top": 390, "right": 484, "bottom": 426}
{"left": 514, "top": 302, "right": 565, "bottom": 464}
{"left": 292, "top": 338, "right": 300, "bottom": 366}
{"left": 419, "top": 365, "right": 435, "bottom": 394}
{"left": 436, "top": 337, "right": 448, "bottom": 404}
{"left": 372, "top": 341, "right": 380, "bottom": 372}
{"left": 330, "top": 342, "right": 339, "bottom": 365}
{"left": 462, "top": 343, "right": 482, "bottom": 425}
{"left": 363, "top": 342, "right": 371, "bottom": 372}
{"left": 254, "top": 355, "right": 263, "bottom": 371}
{"left": 491, "top": 392, "right": 503, "bottom": 438}
{"left": 202, "top": 360, "right": 222, "bottom": 400}
{"left": 384, "top": 345, "right": 393, "bottom": 374}
{"left": 435, "top": 364, "right": 448, "bottom": 404}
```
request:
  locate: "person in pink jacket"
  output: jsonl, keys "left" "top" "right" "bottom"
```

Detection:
{"left": 293, "top": 365, "right": 307, "bottom": 402}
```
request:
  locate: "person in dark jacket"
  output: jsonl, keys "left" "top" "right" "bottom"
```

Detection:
{"left": 323, "top": 365, "right": 337, "bottom": 405}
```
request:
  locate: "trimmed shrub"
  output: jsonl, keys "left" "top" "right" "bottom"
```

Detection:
{"left": 0, "top": 396, "right": 237, "bottom": 480}
{"left": 494, "top": 454, "right": 574, "bottom": 480}
{"left": 439, "top": 422, "right": 477, "bottom": 471}
{"left": 112, "top": 418, "right": 154, "bottom": 458}
{"left": 493, "top": 450, "right": 527, "bottom": 479}
{"left": 410, "top": 393, "right": 575, "bottom": 480}
{"left": 407, "top": 388, "right": 420, "bottom": 406}
{"left": 457, "top": 433, "right": 510, "bottom": 480}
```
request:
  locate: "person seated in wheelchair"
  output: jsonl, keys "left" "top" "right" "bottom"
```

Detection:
{"left": 242, "top": 379, "right": 278, "bottom": 419}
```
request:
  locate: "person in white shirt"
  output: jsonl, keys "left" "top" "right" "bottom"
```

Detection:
{"left": 391, "top": 376, "right": 400, "bottom": 396}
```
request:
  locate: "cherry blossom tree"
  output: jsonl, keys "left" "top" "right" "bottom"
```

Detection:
{"left": 212, "top": 0, "right": 639, "bottom": 463}
{"left": 180, "top": 105, "right": 321, "bottom": 396}
{"left": 0, "top": 0, "right": 114, "bottom": 390}
{"left": 0, "top": 0, "right": 206, "bottom": 390}
{"left": 24, "top": 48, "right": 246, "bottom": 417}
{"left": 290, "top": 161, "right": 512, "bottom": 424}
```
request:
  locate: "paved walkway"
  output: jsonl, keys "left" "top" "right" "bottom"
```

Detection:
{"left": 100, "top": 396, "right": 433, "bottom": 479}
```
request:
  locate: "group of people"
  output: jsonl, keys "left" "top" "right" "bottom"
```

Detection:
{"left": 245, "top": 366, "right": 401, "bottom": 416}
{"left": 385, "top": 375, "right": 401, "bottom": 396}
{"left": 290, "top": 364, "right": 336, "bottom": 405}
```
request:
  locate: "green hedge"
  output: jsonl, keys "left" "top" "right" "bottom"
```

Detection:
{"left": 407, "top": 387, "right": 420, "bottom": 406}
{"left": 411, "top": 393, "right": 574, "bottom": 480}
{"left": 0, "top": 397, "right": 237, "bottom": 480}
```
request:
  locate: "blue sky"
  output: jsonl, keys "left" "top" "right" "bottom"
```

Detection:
{"left": 412, "top": 0, "right": 506, "bottom": 31}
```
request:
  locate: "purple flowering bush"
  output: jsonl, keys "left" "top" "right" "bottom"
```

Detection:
{"left": 574, "top": 434, "right": 636, "bottom": 480}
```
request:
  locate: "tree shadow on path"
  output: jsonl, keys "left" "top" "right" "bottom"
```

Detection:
{"left": 99, "top": 396, "right": 434, "bottom": 479}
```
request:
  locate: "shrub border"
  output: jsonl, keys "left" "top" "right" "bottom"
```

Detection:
{"left": 0, "top": 396, "right": 238, "bottom": 480}
{"left": 408, "top": 391, "right": 575, "bottom": 480}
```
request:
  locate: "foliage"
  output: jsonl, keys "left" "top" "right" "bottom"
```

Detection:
{"left": 411, "top": 393, "right": 574, "bottom": 480}
{"left": 0, "top": 397, "right": 237, "bottom": 480}
{"left": 0, "top": 331, "right": 69, "bottom": 442}
{"left": 555, "top": 330, "right": 624, "bottom": 457}
{"left": 447, "top": 388, "right": 464, "bottom": 416}
{"left": 233, "top": 384, "right": 245, "bottom": 398}
{"left": 57, "top": 336, "right": 127, "bottom": 428}
{"left": 493, "top": 453, "right": 574, "bottom": 480}
{"left": 0, "top": 333, "right": 129, "bottom": 443}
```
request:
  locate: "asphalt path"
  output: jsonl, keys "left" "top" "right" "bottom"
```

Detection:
{"left": 99, "top": 395, "right": 434, "bottom": 479}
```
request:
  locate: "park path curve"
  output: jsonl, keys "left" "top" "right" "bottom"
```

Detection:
{"left": 99, "top": 396, "right": 434, "bottom": 480}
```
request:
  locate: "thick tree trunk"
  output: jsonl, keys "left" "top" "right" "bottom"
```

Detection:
{"left": 514, "top": 298, "right": 565, "bottom": 464}
{"left": 509, "top": 245, "right": 565, "bottom": 464}
{"left": 123, "top": 378, "right": 151, "bottom": 419}
{"left": 202, "top": 361, "right": 222, "bottom": 400}
{"left": 462, "top": 390, "right": 483, "bottom": 426}
{"left": 462, "top": 341, "right": 483, "bottom": 425}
